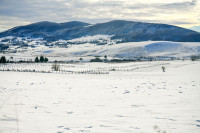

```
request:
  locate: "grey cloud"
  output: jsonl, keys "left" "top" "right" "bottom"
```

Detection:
{"left": 166, "top": 20, "right": 197, "bottom": 25}
{"left": 0, "top": 0, "right": 199, "bottom": 31}
{"left": 0, "top": 0, "right": 77, "bottom": 23}
{"left": 159, "top": 0, "right": 197, "bottom": 11}
{"left": 191, "top": 26, "right": 200, "bottom": 32}
{"left": 127, "top": 0, "right": 198, "bottom": 13}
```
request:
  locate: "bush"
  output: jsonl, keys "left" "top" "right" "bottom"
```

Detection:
{"left": 90, "top": 57, "right": 103, "bottom": 62}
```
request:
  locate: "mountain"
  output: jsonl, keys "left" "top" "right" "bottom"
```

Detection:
{"left": 0, "top": 20, "right": 200, "bottom": 42}
{"left": 0, "top": 21, "right": 90, "bottom": 40}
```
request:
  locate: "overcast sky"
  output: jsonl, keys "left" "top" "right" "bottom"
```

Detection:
{"left": 0, "top": 0, "right": 199, "bottom": 32}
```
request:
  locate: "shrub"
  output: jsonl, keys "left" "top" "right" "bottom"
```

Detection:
{"left": 90, "top": 57, "right": 103, "bottom": 62}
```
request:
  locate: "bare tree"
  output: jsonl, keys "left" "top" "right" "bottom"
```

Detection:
{"left": 51, "top": 63, "right": 60, "bottom": 71}
{"left": 162, "top": 66, "right": 166, "bottom": 72}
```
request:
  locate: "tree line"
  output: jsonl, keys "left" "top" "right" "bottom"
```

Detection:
{"left": 191, "top": 55, "right": 200, "bottom": 61}
{"left": 0, "top": 56, "right": 49, "bottom": 63}
{"left": 35, "top": 56, "right": 48, "bottom": 63}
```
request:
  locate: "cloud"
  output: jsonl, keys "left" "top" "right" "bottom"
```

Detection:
{"left": 190, "top": 26, "right": 200, "bottom": 32}
{"left": 0, "top": 0, "right": 199, "bottom": 31}
{"left": 160, "top": 0, "right": 197, "bottom": 10}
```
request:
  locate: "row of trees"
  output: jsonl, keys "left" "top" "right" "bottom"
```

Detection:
{"left": 191, "top": 55, "right": 200, "bottom": 61}
{"left": 90, "top": 55, "right": 107, "bottom": 62}
{"left": 35, "top": 56, "right": 48, "bottom": 62}
{"left": 90, "top": 55, "right": 200, "bottom": 62}
{"left": 1, "top": 54, "right": 200, "bottom": 63}
{"left": 1, "top": 56, "right": 49, "bottom": 63}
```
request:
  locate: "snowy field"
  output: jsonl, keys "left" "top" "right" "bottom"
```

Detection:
{"left": 1, "top": 40, "right": 200, "bottom": 62}
{"left": 0, "top": 61, "right": 200, "bottom": 133}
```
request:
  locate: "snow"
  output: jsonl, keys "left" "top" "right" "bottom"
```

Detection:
{"left": 0, "top": 61, "right": 200, "bottom": 133}
{"left": 68, "top": 35, "right": 113, "bottom": 43}
{"left": 1, "top": 41, "right": 200, "bottom": 62}
{"left": 52, "top": 35, "right": 119, "bottom": 46}
{"left": 1, "top": 34, "right": 200, "bottom": 61}
{"left": 0, "top": 36, "right": 15, "bottom": 41}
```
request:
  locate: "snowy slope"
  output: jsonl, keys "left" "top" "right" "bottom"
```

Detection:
{"left": 2, "top": 41, "right": 200, "bottom": 61}
{"left": 1, "top": 34, "right": 200, "bottom": 61}
{"left": 0, "top": 61, "right": 200, "bottom": 133}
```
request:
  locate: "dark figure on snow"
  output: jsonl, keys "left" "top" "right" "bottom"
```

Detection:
{"left": 162, "top": 66, "right": 166, "bottom": 72}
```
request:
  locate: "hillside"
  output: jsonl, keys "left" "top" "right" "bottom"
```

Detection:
{"left": 0, "top": 20, "right": 199, "bottom": 42}
{"left": 0, "top": 21, "right": 90, "bottom": 40}
{"left": 1, "top": 40, "right": 200, "bottom": 62}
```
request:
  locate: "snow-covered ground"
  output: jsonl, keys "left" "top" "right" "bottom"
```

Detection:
{"left": 0, "top": 61, "right": 200, "bottom": 133}
{"left": 1, "top": 37, "right": 200, "bottom": 62}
